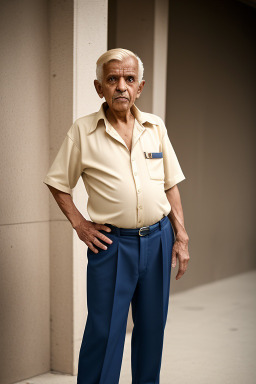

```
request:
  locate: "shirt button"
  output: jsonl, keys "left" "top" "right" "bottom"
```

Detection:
{"left": 134, "top": 171, "right": 137, "bottom": 176}
{"left": 137, "top": 188, "right": 141, "bottom": 193}
{"left": 138, "top": 205, "right": 142, "bottom": 209}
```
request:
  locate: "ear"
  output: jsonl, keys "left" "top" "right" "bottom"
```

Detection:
{"left": 136, "top": 80, "right": 145, "bottom": 99}
{"left": 94, "top": 80, "right": 104, "bottom": 98}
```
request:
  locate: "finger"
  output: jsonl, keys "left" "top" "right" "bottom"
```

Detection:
{"left": 176, "top": 266, "right": 184, "bottom": 280}
{"left": 97, "top": 231, "right": 113, "bottom": 245}
{"left": 176, "top": 270, "right": 185, "bottom": 280}
{"left": 95, "top": 223, "right": 112, "bottom": 233}
{"left": 87, "top": 242, "right": 99, "bottom": 254}
{"left": 171, "top": 248, "right": 177, "bottom": 268}
{"left": 92, "top": 236, "right": 109, "bottom": 250}
{"left": 176, "top": 261, "right": 187, "bottom": 280}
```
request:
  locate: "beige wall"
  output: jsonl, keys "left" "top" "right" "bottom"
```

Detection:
{"left": 166, "top": 0, "right": 256, "bottom": 293}
{"left": 0, "top": 0, "right": 50, "bottom": 382}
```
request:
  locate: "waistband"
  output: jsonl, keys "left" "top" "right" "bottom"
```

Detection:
{"left": 105, "top": 215, "right": 169, "bottom": 237}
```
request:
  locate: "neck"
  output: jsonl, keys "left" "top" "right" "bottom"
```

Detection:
{"left": 105, "top": 105, "right": 134, "bottom": 124}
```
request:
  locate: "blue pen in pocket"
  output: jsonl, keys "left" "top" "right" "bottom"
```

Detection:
{"left": 144, "top": 151, "right": 163, "bottom": 159}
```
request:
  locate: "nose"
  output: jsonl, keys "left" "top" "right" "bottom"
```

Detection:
{"left": 116, "top": 77, "right": 127, "bottom": 92}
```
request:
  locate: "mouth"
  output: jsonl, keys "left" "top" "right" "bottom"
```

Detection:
{"left": 114, "top": 97, "right": 129, "bottom": 101}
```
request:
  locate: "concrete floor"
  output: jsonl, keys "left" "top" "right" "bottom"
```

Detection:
{"left": 15, "top": 270, "right": 256, "bottom": 384}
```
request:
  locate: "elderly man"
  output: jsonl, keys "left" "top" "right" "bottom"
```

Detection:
{"left": 43, "top": 48, "right": 190, "bottom": 384}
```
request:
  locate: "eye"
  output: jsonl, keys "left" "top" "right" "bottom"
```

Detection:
{"left": 127, "top": 76, "right": 135, "bottom": 83}
{"left": 108, "top": 76, "right": 116, "bottom": 82}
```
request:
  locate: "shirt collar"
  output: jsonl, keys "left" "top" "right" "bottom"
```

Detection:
{"left": 88, "top": 101, "right": 159, "bottom": 134}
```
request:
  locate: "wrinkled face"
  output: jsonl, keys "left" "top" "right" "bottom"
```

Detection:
{"left": 94, "top": 56, "right": 145, "bottom": 113}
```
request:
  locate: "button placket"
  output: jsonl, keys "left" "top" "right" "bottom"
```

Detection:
{"left": 132, "top": 122, "right": 145, "bottom": 148}
{"left": 130, "top": 151, "right": 144, "bottom": 227}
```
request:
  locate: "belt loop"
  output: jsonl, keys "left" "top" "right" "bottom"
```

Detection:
{"left": 115, "top": 226, "right": 120, "bottom": 237}
{"left": 160, "top": 215, "right": 166, "bottom": 231}
{"left": 106, "top": 224, "right": 120, "bottom": 237}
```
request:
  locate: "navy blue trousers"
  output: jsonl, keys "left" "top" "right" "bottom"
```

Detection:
{"left": 77, "top": 215, "right": 175, "bottom": 384}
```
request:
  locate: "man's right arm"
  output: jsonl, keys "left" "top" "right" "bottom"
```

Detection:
{"left": 46, "top": 185, "right": 113, "bottom": 253}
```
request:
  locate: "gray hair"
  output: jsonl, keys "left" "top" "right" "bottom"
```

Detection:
{"left": 96, "top": 48, "right": 144, "bottom": 84}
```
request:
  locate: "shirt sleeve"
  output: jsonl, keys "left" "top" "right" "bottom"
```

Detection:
{"left": 161, "top": 121, "right": 186, "bottom": 191}
{"left": 43, "top": 123, "right": 82, "bottom": 195}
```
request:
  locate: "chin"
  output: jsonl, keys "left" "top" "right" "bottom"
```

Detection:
{"left": 112, "top": 102, "right": 129, "bottom": 109}
{"left": 114, "top": 105, "right": 130, "bottom": 111}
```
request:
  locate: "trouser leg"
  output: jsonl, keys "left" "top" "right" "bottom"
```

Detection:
{"left": 77, "top": 230, "right": 138, "bottom": 384}
{"left": 131, "top": 218, "right": 174, "bottom": 384}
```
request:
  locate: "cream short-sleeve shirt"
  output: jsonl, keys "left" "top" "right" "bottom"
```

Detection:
{"left": 43, "top": 102, "right": 186, "bottom": 228}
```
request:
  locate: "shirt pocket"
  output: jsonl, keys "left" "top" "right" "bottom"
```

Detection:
{"left": 144, "top": 151, "right": 165, "bottom": 180}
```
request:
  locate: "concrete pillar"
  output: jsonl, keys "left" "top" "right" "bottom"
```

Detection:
{"left": 49, "top": 0, "right": 108, "bottom": 375}
{"left": 152, "top": 0, "right": 169, "bottom": 120}
{"left": 72, "top": 0, "right": 108, "bottom": 374}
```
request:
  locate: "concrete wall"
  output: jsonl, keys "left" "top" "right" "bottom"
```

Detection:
{"left": 166, "top": 0, "right": 256, "bottom": 293}
{"left": 0, "top": 0, "right": 50, "bottom": 382}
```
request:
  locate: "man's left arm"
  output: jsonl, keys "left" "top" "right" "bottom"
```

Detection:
{"left": 165, "top": 184, "right": 190, "bottom": 280}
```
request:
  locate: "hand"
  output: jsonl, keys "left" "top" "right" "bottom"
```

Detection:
{"left": 74, "top": 218, "right": 113, "bottom": 253}
{"left": 171, "top": 234, "right": 190, "bottom": 280}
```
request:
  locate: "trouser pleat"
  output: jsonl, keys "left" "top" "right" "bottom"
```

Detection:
{"left": 99, "top": 241, "right": 135, "bottom": 384}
